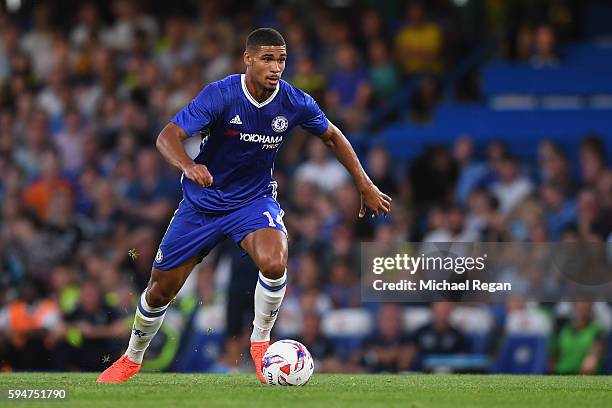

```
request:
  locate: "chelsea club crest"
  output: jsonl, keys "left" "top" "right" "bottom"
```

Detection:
{"left": 271, "top": 116, "right": 288, "bottom": 133}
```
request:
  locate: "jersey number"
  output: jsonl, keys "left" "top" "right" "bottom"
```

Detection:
{"left": 263, "top": 211, "right": 285, "bottom": 228}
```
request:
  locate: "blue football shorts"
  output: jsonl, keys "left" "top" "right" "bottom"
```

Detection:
{"left": 152, "top": 196, "right": 287, "bottom": 270}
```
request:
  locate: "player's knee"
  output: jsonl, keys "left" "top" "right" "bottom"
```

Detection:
{"left": 259, "top": 258, "right": 286, "bottom": 280}
{"left": 146, "top": 286, "right": 176, "bottom": 308}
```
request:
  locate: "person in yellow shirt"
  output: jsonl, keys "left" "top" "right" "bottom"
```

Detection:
{"left": 395, "top": 1, "right": 444, "bottom": 75}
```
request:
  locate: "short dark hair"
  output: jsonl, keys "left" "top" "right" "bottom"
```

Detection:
{"left": 246, "top": 28, "right": 285, "bottom": 50}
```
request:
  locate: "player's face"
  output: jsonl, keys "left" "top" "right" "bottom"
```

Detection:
{"left": 245, "top": 46, "right": 287, "bottom": 92}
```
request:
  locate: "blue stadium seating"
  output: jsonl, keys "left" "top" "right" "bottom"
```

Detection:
{"left": 173, "top": 332, "right": 226, "bottom": 373}
{"left": 467, "top": 333, "right": 491, "bottom": 355}
{"left": 483, "top": 44, "right": 612, "bottom": 96}
{"left": 482, "top": 63, "right": 612, "bottom": 96}
{"left": 377, "top": 42, "right": 612, "bottom": 164}
{"left": 422, "top": 354, "right": 491, "bottom": 373}
{"left": 329, "top": 336, "right": 367, "bottom": 361}
{"left": 491, "top": 335, "right": 548, "bottom": 374}
{"left": 381, "top": 105, "right": 612, "bottom": 162}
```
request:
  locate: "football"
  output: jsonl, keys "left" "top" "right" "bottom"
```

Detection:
{"left": 262, "top": 340, "right": 314, "bottom": 386}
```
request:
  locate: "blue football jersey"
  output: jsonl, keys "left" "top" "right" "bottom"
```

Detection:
{"left": 171, "top": 74, "right": 329, "bottom": 213}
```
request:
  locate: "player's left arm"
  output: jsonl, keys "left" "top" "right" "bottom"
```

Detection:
{"left": 319, "top": 120, "right": 391, "bottom": 218}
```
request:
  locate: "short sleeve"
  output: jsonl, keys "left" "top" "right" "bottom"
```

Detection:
{"left": 300, "top": 92, "right": 329, "bottom": 136}
{"left": 171, "top": 82, "right": 223, "bottom": 137}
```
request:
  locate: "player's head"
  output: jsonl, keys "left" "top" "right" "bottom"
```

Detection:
{"left": 244, "top": 28, "right": 287, "bottom": 92}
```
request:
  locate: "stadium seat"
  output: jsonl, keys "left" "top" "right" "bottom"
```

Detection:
{"left": 506, "top": 309, "right": 552, "bottom": 336}
{"left": 402, "top": 307, "right": 431, "bottom": 333}
{"left": 451, "top": 306, "right": 494, "bottom": 353}
{"left": 491, "top": 335, "right": 548, "bottom": 374}
{"left": 173, "top": 304, "right": 227, "bottom": 373}
{"left": 382, "top": 105, "right": 612, "bottom": 163}
{"left": 173, "top": 331, "right": 226, "bottom": 373}
{"left": 482, "top": 63, "right": 612, "bottom": 96}
{"left": 482, "top": 44, "right": 612, "bottom": 97}
{"left": 422, "top": 354, "right": 491, "bottom": 373}
{"left": 322, "top": 309, "right": 373, "bottom": 360}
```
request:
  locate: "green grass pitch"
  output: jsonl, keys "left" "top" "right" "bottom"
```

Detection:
{"left": 2, "top": 373, "right": 612, "bottom": 408}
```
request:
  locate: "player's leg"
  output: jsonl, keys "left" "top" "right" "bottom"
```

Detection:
{"left": 96, "top": 257, "right": 199, "bottom": 383}
{"left": 241, "top": 228, "right": 288, "bottom": 383}
{"left": 222, "top": 197, "right": 288, "bottom": 383}
{"left": 125, "top": 256, "right": 200, "bottom": 363}
{"left": 98, "top": 200, "right": 223, "bottom": 383}
{"left": 241, "top": 228, "right": 288, "bottom": 340}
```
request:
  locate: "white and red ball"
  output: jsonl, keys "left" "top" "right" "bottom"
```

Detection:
{"left": 261, "top": 340, "right": 314, "bottom": 386}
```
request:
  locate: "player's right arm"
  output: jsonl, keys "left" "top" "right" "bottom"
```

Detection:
{"left": 157, "top": 82, "right": 224, "bottom": 187}
{"left": 156, "top": 123, "right": 213, "bottom": 187}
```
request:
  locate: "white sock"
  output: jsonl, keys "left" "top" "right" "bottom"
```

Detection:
{"left": 251, "top": 271, "right": 287, "bottom": 343}
{"left": 125, "top": 291, "right": 169, "bottom": 364}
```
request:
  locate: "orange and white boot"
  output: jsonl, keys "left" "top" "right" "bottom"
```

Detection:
{"left": 250, "top": 341, "right": 269, "bottom": 384}
{"left": 96, "top": 355, "right": 141, "bottom": 383}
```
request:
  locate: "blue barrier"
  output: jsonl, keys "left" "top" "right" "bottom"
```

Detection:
{"left": 491, "top": 335, "right": 548, "bottom": 374}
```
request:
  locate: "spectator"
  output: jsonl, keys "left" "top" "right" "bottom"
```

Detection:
{"left": 57, "top": 280, "right": 127, "bottom": 371}
{"left": 530, "top": 25, "right": 560, "bottom": 68}
{"left": 298, "top": 312, "right": 344, "bottom": 373}
{"left": 156, "top": 16, "right": 196, "bottom": 78}
{"left": 294, "top": 138, "right": 350, "bottom": 193}
{"left": 352, "top": 304, "right": 412, "bottom": 373}
{"left": 366, "top": 146, "right": 398, "bottom": 197}
{"left": 464, "top": 188, "right": 502, "bottom": 241}
{"left": 20, "top": 4, "right": 55, "bottom": 81}
{"left": 539, "top": 183, "right": 576, "bottom": 240}
{"left": 120, "top": 148, "right": 180, "bottom": 224}
{"left": 424, "top": 206, "right": 479, "bottom": 242}
{"left": 551, "top": 302, "right": 603, "bottom": 375}
{"left": 14, "top": 110, "right": 53, "bottom": 181}
{"left": 200, "top": 33, "right": 231, "bottom": 84}
{"left": 325, "top": 43, "right": 372, "bottom": 130}
{"left": 55, "top": 109, "right": 86, "bottom": 175}
{"left": 395, "top": 1, "right": 444, "bottom": 75}
{"left": 0, "top": 23, "right": 21, "bottom": 82}
{"left": 409, "top": 76, "right": 441, "bottom": 123}
{"left": 367, "top": 40, "right": 400, "bottom": 106}
{"left": 284, "top": 25, "right": 314, "bottom": 77}
{"left": 538, "top": 140, "right": 574, "bottom": 195}
{"left": 405, "top": 302, "right": 468, "bottom": 370}
{"left": 453, "top": 135, "right": 488, "bottom": 205}
{"left": 0, "top": 280, "right": 61, "bottom": 370}
{"left": 324, "top": 260, "right": 360, "bottom": 308}
{"left": 289, "top": 56, "right": 326, "bottom": 102}
{"left": 409, "top": 146, "right": 458, "bottom": 214}
{"left": 576, "top": 188, "right": 610, "bottom": 241}
{"left": 514, "top": 24, "right": 534, "bottom": 62}
{"left": 101, "top": 0, "right": 158, "bottom": 52}
{"left": 22, "top": 149, "right": 73, "bottom": 223}
{"left": 70, "top": 3, "right": 103, "bottom": 49}
{"left": 358, "top": 9, "right": 387, "bottom": 46}
{"left": 579, "top": 136, "right": 607, "bottom": 187}
{"left": 490, "top": 156, "right": 534, "bottom": 216}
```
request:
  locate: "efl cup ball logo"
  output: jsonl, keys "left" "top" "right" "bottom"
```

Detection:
{"left": 271, "top": 116, "right": 288, "bottom": 133}
{"left": 155, "top": 248, "right": 163, "bottom": 263}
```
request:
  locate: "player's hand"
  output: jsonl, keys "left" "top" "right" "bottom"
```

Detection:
{"left": 182, "top": 163, "right": 213, "bottom": 187}
{"left": 359, "top": 182, "right": 391, "bottom": 218}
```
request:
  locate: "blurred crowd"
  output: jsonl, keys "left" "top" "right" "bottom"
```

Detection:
{"left": 0, "top": 1, "right": 610, "bottom": 374}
